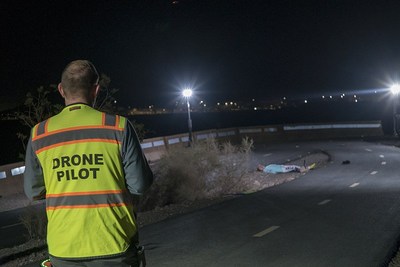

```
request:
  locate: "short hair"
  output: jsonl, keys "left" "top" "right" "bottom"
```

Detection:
{"left": 61, "top": 60, "right": 99, "bottom": 97}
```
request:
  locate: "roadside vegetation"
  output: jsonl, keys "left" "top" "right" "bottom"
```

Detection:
{"left": 138, "top": 137, "right": 254, "bottom": 211}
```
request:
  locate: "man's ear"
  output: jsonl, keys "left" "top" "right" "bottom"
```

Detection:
{"left": 58, "top": 83, "right": 66, "bottom": 98}
{"left": 95, "top": 84, "right": 100, "bottom": 96}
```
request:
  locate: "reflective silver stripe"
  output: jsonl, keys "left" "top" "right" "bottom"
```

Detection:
{"left": 36, "top": 120, "right": 47, "bottom": 136}
{"left": 104, "top": 114, "right": 116, "bottom": 127}
{"left": 32, "top": 128, "right": 123, "bottom": 153}
{"left": 46, "top": 192, "right": 131, "bottom": 209}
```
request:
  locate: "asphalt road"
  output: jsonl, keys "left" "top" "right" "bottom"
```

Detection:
{"left": 140, "top": 140, "right": 400, "bottom": 266}
{"left": 0, "top": 207, "right": 31, "bottom": 249}
{"left": 5, "top": 139, "right": 400, "bottom": 266}
{"left": 0, "top": 201, "right": 47, "bottom": 250}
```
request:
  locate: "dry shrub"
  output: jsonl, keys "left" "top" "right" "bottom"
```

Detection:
{"left": 19, "top": 203, "right": 47, "bottom": 241}
{"left": 206, "top": 137, "right": 253, "bottom": 197}
{"left": 139, "top": 137, "right": 253, "bottom": 211}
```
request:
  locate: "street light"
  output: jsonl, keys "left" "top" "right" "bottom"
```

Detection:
{"left": 391, "top": 84, "right": 400, "bottom": 136}
{"left": 182, "top": 88, "right": 193, "bottom": 145}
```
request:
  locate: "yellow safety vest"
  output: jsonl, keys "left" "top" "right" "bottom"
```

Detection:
{"left": 31, "top": 104, "right": 136, "bottom": 259}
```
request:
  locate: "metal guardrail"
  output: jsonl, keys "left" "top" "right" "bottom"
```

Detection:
{"left": 0, "top": 121, "right": 383, "bottom": 182}
{"left": 0, "top": 162, "right": 25, "bottom": 180}
{"left": 283, "top": 122, "right": 382, "bottom": 131}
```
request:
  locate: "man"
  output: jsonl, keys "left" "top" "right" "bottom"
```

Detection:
{"left": 24, "top": 60, "right": 153, "bottom": 266}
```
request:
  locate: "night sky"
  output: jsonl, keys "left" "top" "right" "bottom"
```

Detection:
{"left": 2, "top": 0, "right": 400, "bottom": 109}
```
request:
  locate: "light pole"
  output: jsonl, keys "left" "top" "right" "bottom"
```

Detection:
{"left": 182, "top": 88, "right": 193, "bottom": 145}
{"left": 391, "top": 84, "right": 400, "bottom": 136}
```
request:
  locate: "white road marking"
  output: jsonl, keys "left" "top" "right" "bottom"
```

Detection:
{"left": 253, "top": 226, "right": 280, "bottom": 238}
{"left": 350, "top": 183, "right": 360, "bottom": 188}
{"left": 382, "top": 161, "right": 387, "bottom": 165}
{"left": 1, "top": 222, "right": 23, "bottom": 229}
{"left": 263, "top": 153, "right": 272, "bottom": 157}
{"left": 318, "top": 199, "right": 331, "bottom": 205}
{"left": 370, "top": 171, "right": 378, "bottom": 175}
{"left": 365, "top": 148, "right": 372, "bottom": 152}
{"left": 380, "top": 155, "right": 385, "bottom": 158}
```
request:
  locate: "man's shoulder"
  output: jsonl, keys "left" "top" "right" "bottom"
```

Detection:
{"left": 100, "top": 111, "right": 129, "bottom": 129}
{"left": 101, "top": 111, "right": 127, "bottom": 118}
{"left": 101, "top": 110, "right": 127, "bottom": 118}
{"left": 32, "top": 114, "right": 57, "bottom": 128}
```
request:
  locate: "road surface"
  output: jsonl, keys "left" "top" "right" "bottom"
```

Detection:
{"left": 140, "top": 140, "right": 400, "bottom": 266}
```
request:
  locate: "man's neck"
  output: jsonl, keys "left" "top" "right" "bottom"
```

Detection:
{"left": 64, "top": 98, "right": 92, "bottom": 106}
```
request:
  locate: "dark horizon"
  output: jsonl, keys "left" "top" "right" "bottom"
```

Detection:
{"left": 2, "top": 1, "right": 400, "bottom": 108}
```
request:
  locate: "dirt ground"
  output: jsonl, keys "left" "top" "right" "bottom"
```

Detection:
{"left": 0, "top": 151, "right": 330, "bottom": 267}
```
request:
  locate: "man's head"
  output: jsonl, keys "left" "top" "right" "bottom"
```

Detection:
{"left": 58, "top": 60, "right": 100, "bottom": 105}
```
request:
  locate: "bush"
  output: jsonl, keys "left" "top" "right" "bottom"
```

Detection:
{"left": 139, "top": 137, "right": 253, "bottom": 211}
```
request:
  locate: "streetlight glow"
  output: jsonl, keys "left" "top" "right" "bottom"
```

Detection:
{"left": 391, "top": 84, "right": 400, "bottom": 95}
{"left": 391, "top": 84, "right": 400, "bottom": 137}
{"left": 182, "top": 88, "right": 193, "bottom": 97}
{"left": 182, "top": 88, "right": 193, "bottom": 145}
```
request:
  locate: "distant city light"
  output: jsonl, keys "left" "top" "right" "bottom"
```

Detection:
{"left": 322, "top": 96, "right": 325, "bottom": 99}
{"left": 254, "top": 107, "right": 257, "bottom": 110}
{"left": 329, "top": 96, "right": 332, "bottom": 99}
{"left": 252, "top": 99, "right": 255, "bottom": 102}
{"left": 355, "top": 99, "right": 358, "bottom": 103}
{"left": 304, "top": 100, "right": 308, "bottom": 103}
{"left": 354, "top": 95, "right": 357, "bottom": 98}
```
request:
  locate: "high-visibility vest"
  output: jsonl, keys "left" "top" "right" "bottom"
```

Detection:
{"left": 31, "top": 103, "right": 136, "bottom": 259}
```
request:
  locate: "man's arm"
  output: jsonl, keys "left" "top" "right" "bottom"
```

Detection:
{"left": 23, "top": 136, "right": 46, "bottom": 200}
{"left": 122, "top": 120, "right": 153, "bottom": 195}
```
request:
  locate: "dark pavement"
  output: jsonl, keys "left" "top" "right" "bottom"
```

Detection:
{"left": 141, "top": 140, "right": 400, "bottom": 266}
